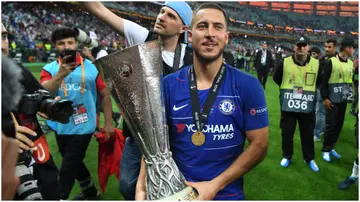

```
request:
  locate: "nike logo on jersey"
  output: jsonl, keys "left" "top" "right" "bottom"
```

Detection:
{"left": 173, "top": 104, "right": 188, "bottom": 111}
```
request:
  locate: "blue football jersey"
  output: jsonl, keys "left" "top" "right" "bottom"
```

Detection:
{"left": 164, "top": 64, "right": 268, "bottom": 200}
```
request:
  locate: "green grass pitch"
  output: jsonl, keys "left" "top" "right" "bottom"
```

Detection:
{"left": 25, "top": 63, "right": 358, "bottom": 200}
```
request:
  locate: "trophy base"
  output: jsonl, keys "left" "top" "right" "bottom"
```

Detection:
{"left": 158, "top": 186, "right": 198, "bottom": 201}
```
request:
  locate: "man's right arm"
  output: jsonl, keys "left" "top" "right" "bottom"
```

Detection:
{"left": 273, "top": 59, "right": 284, "bottom": 86}
{"left": 81, "top": 2, "right": 125, "bottom": 37}
{"left": 40, "top": 70, "right": 65, "bottom": 94}
{"left": 41, "top": 59, "right": 77, "bottom": 94}
{"left": 320, "top": 60, "right": 332, "bottom": 100}
{"left": 82, "top": 2, "right": 149, "bottom": 47}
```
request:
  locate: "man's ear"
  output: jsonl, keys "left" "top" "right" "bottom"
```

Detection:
{"left": 188, "top": 29, "right": 193, "bottom": 44}
{"left": 224, "top": 31, "right": 229, "bottom": 45}
{"left": 75, "top": 41, "right": 79, "bottom": 50}
{"left": 180, "top": 25, "right": 188, "bottom": 34}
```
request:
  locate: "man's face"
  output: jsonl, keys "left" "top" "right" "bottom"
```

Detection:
{"left": 154, "top": 7, "right": 186, "bottom": 38}
{"left": 324, "top": 42, "right": 336, "bottom": 56}
{"left": 345, "top": 46, "right": 355, "bottom": 57}
{"left": 295, "top": 43, "right": 309, "bottom": 58}
{"left": 188, "top": 8, "right": 229, "bottom": 63}
{"left": 54, "top": 37, "right": 78, "bottom": 57}
{"left": 311, "top": 52, "right": 320, "bottom": 59}
{"left": 262, "top": 43, "right": 267, "bottom": 50}
{"left": 2, "top": 23, "right": 9, "bottom": 56}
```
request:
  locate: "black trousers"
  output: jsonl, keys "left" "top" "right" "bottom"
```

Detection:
{"left": 355, "top": 114, "right": 358, "bottom": 165}
{"left": 281, "top": 111, "right": 315, "bottom": 162}
{"left": 322, "top": 102, "right": 347, "bottom": 152}
{"left": 33, "top": 155, "right": 60, "bottom": 200}
{"left": 257, "top": 67, "right": 269, "bottom": 88}
{"left": 55, "top": 134, "right": 93, "bottom": 200}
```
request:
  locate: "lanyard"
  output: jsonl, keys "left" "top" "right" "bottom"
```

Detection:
{"left": 172, "top": 43, "right": 182, "bottom": 72}
{"left": 58, "top": 58, "right": 85, "bottom": 97}
{"left": 189, "top": 64, "right": 226, "bottom": 132}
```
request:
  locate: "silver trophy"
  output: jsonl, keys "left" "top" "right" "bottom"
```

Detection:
{"left": 95, "top": 40, "right": 197, "bottom": 201}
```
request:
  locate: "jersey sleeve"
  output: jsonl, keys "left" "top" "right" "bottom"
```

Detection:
{"left": 96, "top": 74, "right": 107, "bottom": 92}
{"left": 40, "top": 69, "right": 52, "bottom": 84}
{"left": 242, "top": 76, "right": 269, "bottom": 131}
{"left": 123, "top": 19, "right": 149, "bottom": 47}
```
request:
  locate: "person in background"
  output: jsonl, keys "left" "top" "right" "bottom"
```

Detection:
{"left": 2, "top": 22, "right": 61, "bottom": 200}
{"left": 310, "top": 46, "right": 321, "bottom": 59}
{"left": 321, "top": 36, "right": 356, "bottom": 162}
{"left": 40, "top": 27, "right": 114, "bottom": 200}
{"left": 314, "top": 39, "right": 337, "bottom": 142}
{"left": 350, "top": 57, "right": 358, "bottom": 116}
{"left": 254, "top": 41, "right": 274, "bottom": 90}
{"left": 338, "top": 111, "right": 358, "bottom": 189}
{"left": 273, "top": 36, "right": 321, "bottom": 172}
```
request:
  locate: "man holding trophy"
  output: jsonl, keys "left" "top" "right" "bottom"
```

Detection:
{"left": 94, "top": 2, "right": 268, "bottom": 201}
{"left": 135, "top": 3, "right": 269, "bottom": 201}
{"left": 82, "top": 1, "right": 194, "bottom": 200}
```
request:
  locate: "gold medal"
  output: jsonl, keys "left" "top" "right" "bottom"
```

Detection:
{"left": 191, "top": 131, "right": 205, "bottom": 146}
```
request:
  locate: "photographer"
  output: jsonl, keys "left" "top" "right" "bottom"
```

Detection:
{"left": 81, "top": 31, "right": 108, "bottom": 62}
{"left": 2, "top": 22, "right": 69, "bottom": 200}
{"left": 2, "top": 55, "right": 23, "bottom": 200}
{"left": 40, "top": 27, "right": 114, "bottom": 200}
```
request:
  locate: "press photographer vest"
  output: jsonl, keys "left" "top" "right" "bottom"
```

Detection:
{"left": 328, "top": 56, "right": 353, "bottom": 103}
{"left": 280, "top": 56, "right": 319, "bottom": 113}
{"left": 44, "top": 59, "right": 98, "bottom": 135}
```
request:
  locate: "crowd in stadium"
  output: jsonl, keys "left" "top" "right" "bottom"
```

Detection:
{"left": 1, "top": 1, "right": 359, "bottom": 201}
{"left": 2, "top": 2, "right": 358, "bottom": 63}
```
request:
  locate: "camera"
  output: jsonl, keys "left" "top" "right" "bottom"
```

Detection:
{"left": 74, "top": 28, "right": 98, "bottom": 50}
{"left": 14, "top": 151, "right": 43, "bottom": 200}
{"left": 18, "top": 89, "right": 73, "bottom": 124}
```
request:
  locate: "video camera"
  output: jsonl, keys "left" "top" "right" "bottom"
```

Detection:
{"left": 74, "top": 28, "right": 98, "bottom": 50}
{"left": 18, "top": 89, "right": 73, "bottom": 124}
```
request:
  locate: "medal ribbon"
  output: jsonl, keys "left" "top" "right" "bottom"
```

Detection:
{"left": 189, "top": 64, "right": 226, "bottom": 133}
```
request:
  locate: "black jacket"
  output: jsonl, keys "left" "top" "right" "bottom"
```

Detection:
{"left": 320, "top": 54, "right": 350, "bottom": 100}
{"left": 14, "top": 63, "right": 46, "bottom": 142}
{"left": 254, "top": 49, "right": 274, "bottom": 71}
{"left": 273, "top": 55, "right": 322, "bottom": 88}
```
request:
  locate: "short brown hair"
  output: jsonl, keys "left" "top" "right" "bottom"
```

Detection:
{"left": 191, "top": 3, "right": 228, "bottom": 29}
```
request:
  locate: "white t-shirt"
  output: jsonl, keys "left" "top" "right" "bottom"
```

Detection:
{"left": 123, "top": 19, "right": 186, "bottom": 68}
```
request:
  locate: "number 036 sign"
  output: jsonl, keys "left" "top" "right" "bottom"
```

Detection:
{"left": 288, "top": 100, "right": 308, "bottom": 110}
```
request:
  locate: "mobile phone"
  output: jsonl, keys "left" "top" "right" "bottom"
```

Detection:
{"left": 64, "top": 49, "right": 77, "bottom": 64}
